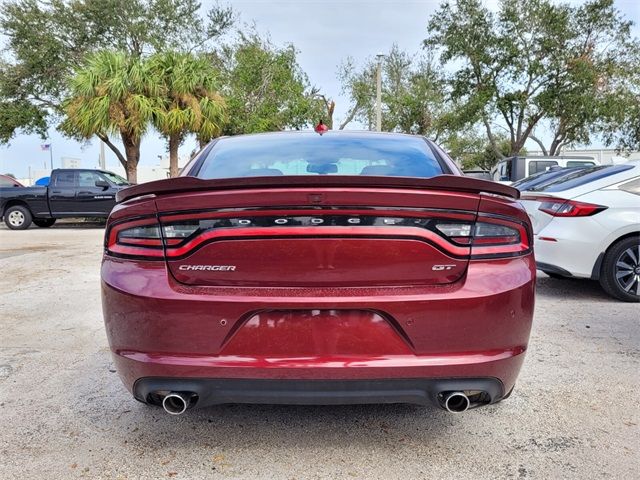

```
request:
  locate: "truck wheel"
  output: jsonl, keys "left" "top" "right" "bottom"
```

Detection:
{"left": 599, "top": 235, "right": 640, "bottom": 302}
{"left": 4, "top": 205, "right": 33, "bottom": 230}
{"left": 33, "top": 218, "right": 56, "bottom": 228}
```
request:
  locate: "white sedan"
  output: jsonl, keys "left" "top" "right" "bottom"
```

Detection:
{"left": 519, "top": 161, "right": 640, "bottom": 302}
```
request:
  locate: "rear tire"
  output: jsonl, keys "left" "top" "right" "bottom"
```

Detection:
{"left": 33, "top": 218, "right": 56, "bottom": 228}
{"left": 4, "top": 205, "right": 32, "bottom": 230}
{"left": 599, "top": 235, "right": 640, "bottom": 302}
{"left": 542, "top": 271, "right": 567, "bottom": 279}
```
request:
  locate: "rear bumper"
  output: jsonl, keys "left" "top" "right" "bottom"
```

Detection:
{"left": 536, "top": 261, "right": 573, "bottom": 277}
{"left": 134, "top": 377, "right": 505, "bottom": 408}
{"left": 533, "top": 218, "right": 606, "bottom": 278}
{"left": 102, "top": 254, "right": 535, "bottom": 405}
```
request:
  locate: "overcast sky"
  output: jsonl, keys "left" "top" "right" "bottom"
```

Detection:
{"left": 1, "top": 0, "right": 639, "bottom": 178}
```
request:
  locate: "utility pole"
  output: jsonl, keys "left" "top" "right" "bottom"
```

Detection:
{"left": 99, "top": 140, "right": 106, "bottom": 170}
{"left": 375, "top": 52, "right": 384, "bottom": 132}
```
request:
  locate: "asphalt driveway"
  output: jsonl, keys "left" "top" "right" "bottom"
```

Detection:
{"left": 0, "top": 225, "right": 637, "bottom": 479}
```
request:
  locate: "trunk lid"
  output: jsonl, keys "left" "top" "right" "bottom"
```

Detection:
{"left": 519, "top": 195, "right": 555, "bottom": 235}
{"left": 147, "top": 177, "right": 500, "bottom": 288}
{"left": 519, "top": 192, "right": 572, "bottom": 234}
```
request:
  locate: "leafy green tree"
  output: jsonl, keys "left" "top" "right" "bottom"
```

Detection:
{"left": 601, "top": 89, "right": 640, "bottom": 153}
{"left": 337, "top": 57, "right": 376, "bottom": 130}
{"left": 0, "top": 0, "right": 233, "bottom": 143}
{"left": 308, "top": 89, "right": 336, "bottom": 129}
{"left": 338, "top": 45, "right": 448, "bottom": 137}
{"left": 598, "top": 47, "right": 640, "bottom": 153}
{"left": 62, "top": 51, "right": 158, "bottom": 182}
{"left": 213, "top": 33, "right": 324, "bottom": 135}
{"left": 149, "top": 52, "right": 226, "bottom": 177}
{"left": 424, "top": 0, "right": 639, "bottom": 157}
{"left": 454, "top": 134, "right": 526, "bottom": 171}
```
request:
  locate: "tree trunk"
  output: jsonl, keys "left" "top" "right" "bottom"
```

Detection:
{"left": 97, "top": 133, "right": 127, "bottom": 169}
{"left": 339, "top": 103, "right": 360, "bottom": 130}
{"left": 325, "top": 100, "right": 335, "bottom": 129}
{"left": 529, "top": 134, "right": 549, "bottom": 155}
{"left": 510, "top": 139, "right": 526, "bottom": 156}
{"left": 121, "top": 132, "right": 140, "bottom": 184}
{"left": 481, "top": 115, "right": 504, "bottom": 160}
{"left": 168, "top": 133, "right": 180, "bottom": 178}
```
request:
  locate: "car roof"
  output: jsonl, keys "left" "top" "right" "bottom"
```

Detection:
{"left": 0, "top": 174, "right": 22, "bottom": 185}
{"left": 521, "top": 161, "right": 639, "bottom": 198}
{"left": 216, "top": 130, "right": 427, "bottom": 142}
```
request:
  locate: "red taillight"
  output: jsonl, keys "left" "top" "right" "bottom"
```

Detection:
{"left": 105, "top": 219, "right": 164, "bottom": 259}
{"left": 434, "top": 219, "right": 531, "bottom": 258}
{"left": 471, "top": 219, "right": 531, "bottom": 258}
{"left": 538, "top": 199, "right": 607, "bottom": 217}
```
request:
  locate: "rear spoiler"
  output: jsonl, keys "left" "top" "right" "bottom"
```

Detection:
{"left": 116, "top": 174, "right": 519, "bottom": 203}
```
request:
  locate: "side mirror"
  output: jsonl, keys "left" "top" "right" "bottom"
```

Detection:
{"left": 95, "top": 179, "right": 110, "bottom": 189}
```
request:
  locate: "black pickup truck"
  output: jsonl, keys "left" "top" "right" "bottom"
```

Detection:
{"left": 0, "top": 169, "right": 131, "bottom": 230}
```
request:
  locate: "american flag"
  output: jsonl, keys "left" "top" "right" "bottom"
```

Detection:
{"left": 41, "top": 144, "right": 51, "bottom": 151}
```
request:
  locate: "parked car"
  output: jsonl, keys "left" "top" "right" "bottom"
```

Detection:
{"left": 491, "top": 155, "right": 597, "bottom": 184}
{"left": 0, "top": 168, "right": 130, "bottom": 230}
{"left": 0, "top": 174, "right": 24, "bottom": 188}
{"left": 512, "top": 165, "right": 590, "bottom": 192}
{"left": 520, "top": 162, "right": 640, "bottom": 301}
{"left": 102, "top": 131, "right": 535, "bottom": 414}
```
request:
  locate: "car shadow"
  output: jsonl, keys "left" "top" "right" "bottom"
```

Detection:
{"left": 0, "top": 220, "right": 106, "bottom": 230}
{"left": 536, "top": 274, "right": 616, "bottom": 302}
{"left": 117, "top": 401, "right": 463, "bottom": 451}
{"left": 41, "top": 220, "right": 106, "bottom": 229}
{"left": 76, "top": 356, "right": 474, "bottom": 451}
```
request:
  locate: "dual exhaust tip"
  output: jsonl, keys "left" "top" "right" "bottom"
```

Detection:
{"left": 442, "top": 391, "right": 471, "bottom": 413}
{"left": 160, "top": 390, "right": 472, "bottom": 415}
{"left": 162, "top": 392, "right": 191, "bottom": 415}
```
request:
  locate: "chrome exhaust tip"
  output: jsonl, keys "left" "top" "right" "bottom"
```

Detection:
{"left": 443, "top": 391, "right": 470, "bottom": 413}
{"left": 162, "top": 392, "right": 190, "bottom": 415}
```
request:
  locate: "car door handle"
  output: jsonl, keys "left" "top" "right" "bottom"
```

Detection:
{"left": 51, "top": 190, "right": 61, "bottom": 194}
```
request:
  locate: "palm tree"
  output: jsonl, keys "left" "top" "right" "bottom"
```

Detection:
{"left": 63, "top": 51, "right": 157, "bottom": 183}
{"left": 149, "top": 52, "right": 226, "bottom": 177}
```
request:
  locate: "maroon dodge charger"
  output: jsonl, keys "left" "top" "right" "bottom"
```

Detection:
{"left": 102, "top": 131, "right": 535, "bottom": 415}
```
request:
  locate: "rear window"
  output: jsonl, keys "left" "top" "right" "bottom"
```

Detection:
{"left": 529, "top": 160, "right": 558, "bottom": 175}
{"left": 619, "top": 177, "right": 640, "bottom": 195}
{"left": 195, "top": 134, "right": 447, "bottom": 179}
{"left": 529, "top": 165, "right": 635, "bottom": 192}
{"left": 566, "top": 160, "right": 595, "bottom": 168}
{"left": 54, "top": 171, "right": 75, "bottom": 187}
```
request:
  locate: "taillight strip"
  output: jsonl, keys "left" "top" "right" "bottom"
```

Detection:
{"left": 105, "top": 210, "right": 533, "bottom": 261}
{"left": 108, "top": 244, "right": 165, "bottom": 258}
{"left": 164, "top": 226, "right": 472, "bottom": 259}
